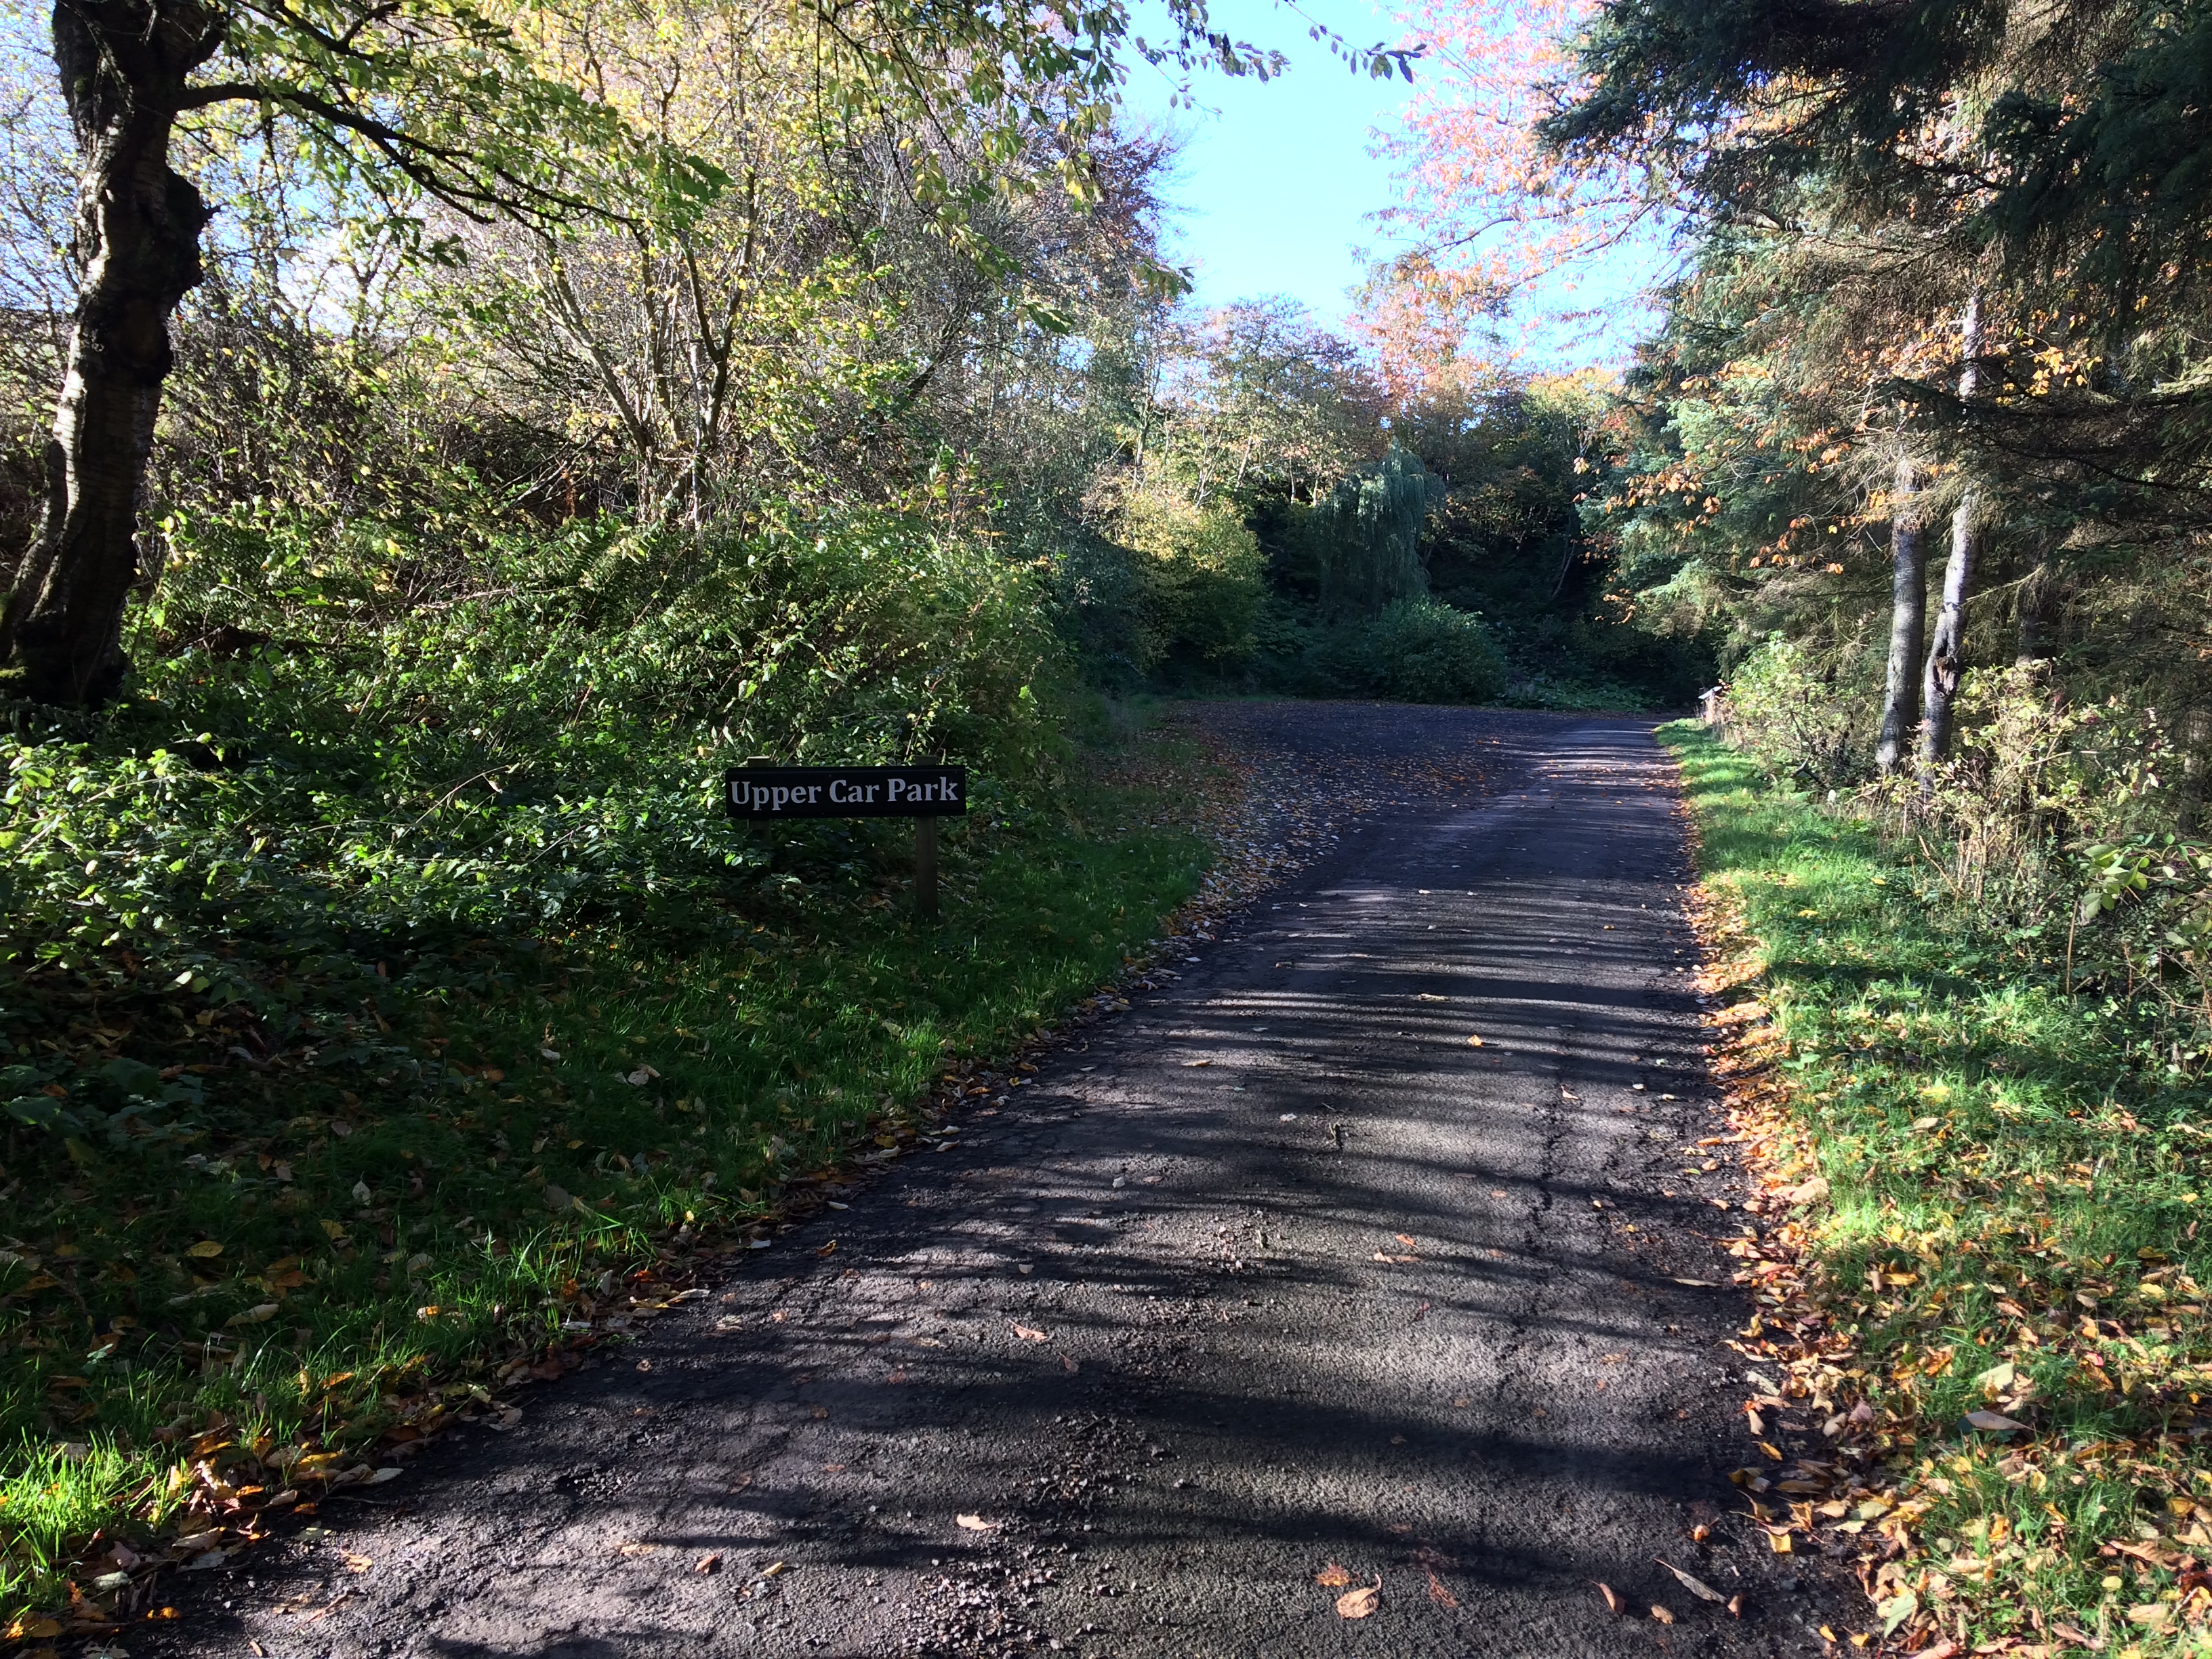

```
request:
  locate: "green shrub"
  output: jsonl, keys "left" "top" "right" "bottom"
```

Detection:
{"left": 1113, "top": 491, "right": 1265, "bottom": 670}
{"left": 1307, "top": 598, "right": 1505, "bottom": 704}
{"left": 1722, "top": 632, "right": 1868, "bottom": 785}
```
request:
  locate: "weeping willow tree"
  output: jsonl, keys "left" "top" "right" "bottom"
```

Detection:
{"left": 1313, "top": 444, "right": 1435, "bottom": 618}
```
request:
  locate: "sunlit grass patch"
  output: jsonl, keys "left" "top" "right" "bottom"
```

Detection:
{"left": 1665, "top": 721, "right": 2212, "bottom": 1654}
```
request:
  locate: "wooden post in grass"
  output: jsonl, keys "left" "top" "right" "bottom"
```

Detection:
{"left": 724, "top": 761, "right": 964, "bottom": 922}
{"left": 914, "top": 816, "right": 938, "bottom": 921}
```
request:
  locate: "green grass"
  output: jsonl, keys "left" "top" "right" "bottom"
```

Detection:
{"left": 1664, "top": 722, "right": 2212, "bottom": 1656}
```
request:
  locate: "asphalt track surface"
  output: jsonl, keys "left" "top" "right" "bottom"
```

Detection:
{"left": 150, "top": 704, "right": 1858, "bottom": 1658}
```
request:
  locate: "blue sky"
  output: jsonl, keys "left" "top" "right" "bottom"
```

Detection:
{"left": 1118, "top": 0, "right": 1675, "bottom": 363}
{"left": 1119, "top": 0, "right": 1416, "bottom": 326}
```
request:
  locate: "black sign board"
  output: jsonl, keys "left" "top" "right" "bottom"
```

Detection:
{"left": 724, "top": 765, "right": 968, "bottom": 820}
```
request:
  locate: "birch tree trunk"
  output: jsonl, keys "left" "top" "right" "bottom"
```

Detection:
{"left": 0, "top": 0, "right": 220, "bottom": 705}
{"left": 1920, "top": 291, "right": 1984, "bottom": 773}
{"left": 1874, "top": 454, "right": 1927, "bottom": 774}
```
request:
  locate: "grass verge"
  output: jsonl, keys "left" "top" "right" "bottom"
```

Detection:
{"left": 1664, "top": 721, "right": 2212, "bottom": 1657}
{"left": 0, "top": 680, "right": 1214, "bottom": 1639}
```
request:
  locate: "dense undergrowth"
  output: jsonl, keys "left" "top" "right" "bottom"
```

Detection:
{"left": 0, "top": 512, "right": 1214, "bottom": 1623}
{"left": 1668, "top": 724, "right": 2212, "bottom": 1655}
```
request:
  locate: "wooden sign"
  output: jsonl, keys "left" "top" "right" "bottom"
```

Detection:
{"left": 724, "top": 765, "right": 967, "bottom": 820}
{"left": 725, "top": 763, "right": 966, "bottom": 918}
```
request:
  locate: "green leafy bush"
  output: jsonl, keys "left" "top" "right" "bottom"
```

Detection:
{"left": 1112, "top": 491, "right": 1265, "bottom": 671}
{"left": 1307, "top": 598, "right": 1505, "bottom": 703}
{"left": 1721, "top": 633, "right": 1868, "bottom": 785}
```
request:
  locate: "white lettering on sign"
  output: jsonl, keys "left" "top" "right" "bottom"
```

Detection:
{"left": 726, "top": 767, "right": 966, "bottom": 818}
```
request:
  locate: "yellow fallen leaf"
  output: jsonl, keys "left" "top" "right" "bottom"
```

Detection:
{"left": 186, "top": 1240, "right": 223, "bottom": 1258}
{"left": 1651, "top": 1603, "right": 1676, "bottom": 1624}
{"left": 955, "top": 1514, "right": 998, "bottom": 1532}
{"left": 1336, "top": 1578, "right": 1380, "bottom": 1619}
{"left": 1467, "top": 1035, "right": 1484, "bottom": 1047}
{"left": 1181, "top": 1059, "right": 1211, "bottom": 1068}
{"left": 1596, "top": 1582, "right": 1624, "bottom": 1614}
{"left": 1315, "top": 1563, "right": 1351, "bottom": 1588}
{"left": 1010, "top": 1324, "right": 1049, "bottom": 1343}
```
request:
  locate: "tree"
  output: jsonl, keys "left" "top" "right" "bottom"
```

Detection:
{"left": 3, "top": 0, "right": 708, "bottom": 705}
{"left": 3, "top": 0, "right": 1418, "bottom": 706}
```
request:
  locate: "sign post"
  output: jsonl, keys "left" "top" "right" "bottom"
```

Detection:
{"left": 726, "top": 763, "right": 967, "bottom": 920}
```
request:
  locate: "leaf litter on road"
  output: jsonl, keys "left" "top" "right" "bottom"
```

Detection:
{"left": 1334, "top": 1578, "right": 1380, "bottom": 1619}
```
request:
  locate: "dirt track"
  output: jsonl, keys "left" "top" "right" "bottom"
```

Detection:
{"left": 150, "top": 703, "right": 1858, "bottom": 1658}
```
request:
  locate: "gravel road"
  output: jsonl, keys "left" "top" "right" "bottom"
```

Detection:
{"left": 150, "top": 704, "right": 1858, "bottom": 1658}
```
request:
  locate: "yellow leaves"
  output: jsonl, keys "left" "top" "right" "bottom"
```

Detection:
{"left": 1315, "top": 1562, "right": 1351, "bottom": 1588}
{"left": 186, "top": 1240, "right": 224, "bottom": 1259}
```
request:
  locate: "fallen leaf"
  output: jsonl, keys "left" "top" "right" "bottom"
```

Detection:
{"left": 1181, "top": 1059, "right": 1211, "bottom": 1068}
{"left": 1011, "top": 1324, "right": 1049, "bottom": 1342}
{"left": 1650, "top": 1603, "right": 1676, "bottom": 1625}
{"left": 1467, "top": 1035, "right": 1484, "bottom": 1047}
{"left": 1727, "top": 1592, "right": 1743, "bottom": 1616}
{"left": 1395, "top": 1233, "right": 1418, "bottom": 1246}
{"left": 695, "top": 1553, "right": 722, "bottom": 1575}
{"left": 1597, "top": 1582, "right": 1624, "bottom": 1614}
{"left": 1335, "top": 1578, "right": 1380, "bottom": 1619}
{"left": 543, "top": 1184, "right": 571, "bottom": 1213}
{"left": 615, "top": 1542, "right": 658, "bottom": 1557}
{"left": 1426, "top": 1572, "right": 1458, "bottom": 1608}
{"left": 1963, "top": 1410, "right": 2026, "bottom": 1433}
{"left": 340, "top": 1552, "right": 373, "bottom": 1573}
{"left": 1315, "top": 1563, "right": 1352, "bottom": 1588}
{"left": 225, "top": 1303, "right": 280, "bottom": 1328}
{"left": 955, "top": 1514, "right": 999, "bottom": 1532}
{"left": 1657, "top": 1559, "right": 1725, "bottom": 1602}
{"left": 625, "top": 1065, "right": 660, "bottom": 1086}
{"left": 186, "top": 1240, "right": 222, "bottom": 1259}
{"left": 1060, "top": 1353, "right": 1080, "bottom": 1374}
